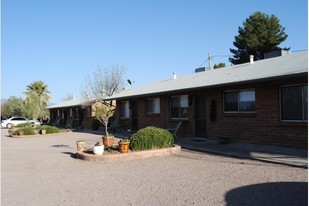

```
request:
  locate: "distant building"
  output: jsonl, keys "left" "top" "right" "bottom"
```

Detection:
{"left": 46, "top": 98, "right": 95, "bottom": 129}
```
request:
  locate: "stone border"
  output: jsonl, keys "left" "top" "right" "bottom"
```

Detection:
{"left": 76, "top": 145, "right": 181, "bottom": 162}
{"left": 10, "top": 130, "right": 72, "bottom": 138}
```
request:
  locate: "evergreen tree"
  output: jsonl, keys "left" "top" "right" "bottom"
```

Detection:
{"left": 229, "top": 12, "right": 288, "bottom": 65}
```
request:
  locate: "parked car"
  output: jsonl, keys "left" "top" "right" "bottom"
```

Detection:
{"left": 1, "top": 117, "right": 41, "bottom": 128}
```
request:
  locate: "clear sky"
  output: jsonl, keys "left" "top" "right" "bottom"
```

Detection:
{"left": 2, "top": 0, "right": 308, "bottom": 104}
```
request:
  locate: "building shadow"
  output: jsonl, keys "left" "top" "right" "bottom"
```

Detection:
{"left": 72, "top": 129, "right": 131, "bottom": 139}
{"left": 225, "top": 182, "right": 308, "bottom": 206}
{"left": 72, "top": 129, "right": 104, "bottom": 135}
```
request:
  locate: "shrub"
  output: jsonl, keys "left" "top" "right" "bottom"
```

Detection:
{"left": 13, "top": 127, "right": 35, "bottom": 135}
{"left": 45, "top": 126, "right": 60, "bottom": 134}
{"left": 37, "top": 125, "right": 60, "bottom": 134}
{"left": 15, "top": 122, "right": 33, "bottom": 128}
{"left": 37, "top": 125, "right": 49, "bottom": 130}
{"left": 23, "top": 127, "right": 36, "bottom": 135}
{"left": 13, "top": 123, "right": 36, "bottom": 135}
{"left": 130, "top": 126, "right": 174, "bottom": 151}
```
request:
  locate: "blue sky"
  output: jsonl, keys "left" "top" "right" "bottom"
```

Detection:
{"left": 2, "top": 0, "right": 308, "bottom": 103}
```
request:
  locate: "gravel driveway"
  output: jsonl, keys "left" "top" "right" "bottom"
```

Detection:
{"left": 1, "top": 129, "right": 307, "bottom": 206}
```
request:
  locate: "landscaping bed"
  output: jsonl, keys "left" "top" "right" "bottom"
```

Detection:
{"left": 76, "top": 126, "right": 179, "bottom": 162}
{"left": 10, "top": 129, "right": 72, "bottom": 138}
{"left": 76, "top": 145, "right": 181, "bottom": 162}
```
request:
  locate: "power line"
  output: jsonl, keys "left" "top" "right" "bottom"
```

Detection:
{"left": 198, "top": 54, "right": 233, "bottom": 68}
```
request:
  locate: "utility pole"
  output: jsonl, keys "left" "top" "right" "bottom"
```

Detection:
{"left": 208, "top": 53, "right": 212, "bottom": 69}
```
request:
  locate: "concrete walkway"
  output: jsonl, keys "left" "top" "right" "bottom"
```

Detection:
{"left": 175, "top": 137, "right": 308, "bottom": 168}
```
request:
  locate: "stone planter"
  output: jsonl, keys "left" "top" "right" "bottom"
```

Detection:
{"left": 76, "top": 141, "right": 86, "bottom": 152}
{"left": 118, "top": 141, "right": 130, "bottom": 153}
{"left": 103, "top": 135, "right": 114, "bottom": 148}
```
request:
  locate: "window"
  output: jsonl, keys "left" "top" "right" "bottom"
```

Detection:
{"left": 224, "top": 90, "right": 255, "bottom": 112}
{"left": 281, "top": 84, "right": 307, "bottom": 121}
{"left": 171, "top": 95, "right": 189, "bottom": 119}
{"left": 146, "top": 98, "right": 160, "bottom": 114}
{"left": 120, "top": 101, "right": 130, "bottom": 118}
{"left": 69, "top": 109, "right": 73, "bottom": 117}
{"left": 12, "top": 117, "right": 27, "bottom": 121}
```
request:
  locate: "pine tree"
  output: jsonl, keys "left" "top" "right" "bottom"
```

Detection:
{"left": 229, "top": 12, "right": 288, "bottom": 65}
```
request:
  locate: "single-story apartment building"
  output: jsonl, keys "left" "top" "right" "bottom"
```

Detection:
{"left": 105, "top": 51, "right": 308, "bottom": 148}
{"left": 46, "top": 98, "right": 96, "bottom": 129}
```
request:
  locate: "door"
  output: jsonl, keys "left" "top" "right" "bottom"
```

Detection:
{"left": 130, "top": 100, "right": 139, "bottom": 131}
{"left": 195, "top": 95, "right": 207, "bottom": 138}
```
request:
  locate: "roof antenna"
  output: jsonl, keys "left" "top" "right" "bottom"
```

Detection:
{"left": 127, "top": 79, "right": 135, "bottom": 85}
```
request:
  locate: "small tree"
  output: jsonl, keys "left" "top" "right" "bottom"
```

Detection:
{"left": 214, "top": 63, "right": 225, "bottom": 69}
{"left": 93, "top": 103, "right": 115, "bottom": 136}
{"left": 1, "top": 96, "right": 24, "bottom": 117}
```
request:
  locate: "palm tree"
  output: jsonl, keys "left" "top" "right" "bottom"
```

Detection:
{"left": 24, "top": 80, "right": 51, "bottom": 107}
{"left": 24, "top": 81, "right": 51, "bottom": 119}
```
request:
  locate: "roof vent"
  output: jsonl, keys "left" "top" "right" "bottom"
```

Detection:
{"left": 173, "top": 72, "right": 177, "bottom": 79}
{"left": 195, "top": 67, "right": 206, "bottom": 73}
{"left": 264, "top": 49, "right": 290, "bottom": 59}
{"left": 250, "top": 55, "right": 254, "bottom": 64}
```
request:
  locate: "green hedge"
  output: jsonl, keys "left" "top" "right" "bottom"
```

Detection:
{"left": 11, "top": 125, "right": 60, "bottom": 136}
{"left": 37, "top": 125, "right": 60, "bottom": 134}
{"left": 14, "top": 127, "right": 36, "bottom": 135}
{"left": 130, "top": 126, "right": 174, "bottom": 151}
{"left": 23, "top": 127, "right": 36, "bottom": 135}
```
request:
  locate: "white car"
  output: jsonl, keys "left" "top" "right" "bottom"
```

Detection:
{"left": 1, "top": 117, "right": 41, "bottom": 129}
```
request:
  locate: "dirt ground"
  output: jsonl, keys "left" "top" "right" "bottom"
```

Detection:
{"left": 1, "top": 129, "right": 308, "bottom": 206}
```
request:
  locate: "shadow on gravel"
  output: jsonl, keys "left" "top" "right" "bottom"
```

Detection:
{"left": 72, "top": 129, "right": 103, "bottom": 135}
{"left": 50, "top": 144, "right": 74, "bottom": 149}
{"left": 225, "top": 182, "right": 308, "bottom": 206}
{"left": 62, "top": 152, "right": 77, "bottom": 158}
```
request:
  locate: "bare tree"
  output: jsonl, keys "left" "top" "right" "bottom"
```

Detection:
{"left": 93, "top": 103, "right": 115, "bottom": 136}
{"left": 81, "top": 64, "right": 127, "bottom": 102}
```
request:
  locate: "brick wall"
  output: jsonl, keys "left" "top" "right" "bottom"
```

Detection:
{"left": 114, "top": 76, "right": 307, "bottom": 148}
{"left": 206, "top": 77, "right": 308, "bottom": 148}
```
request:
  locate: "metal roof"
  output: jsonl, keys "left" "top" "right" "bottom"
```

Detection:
{"left": 46, "top": 98, "right": 88, "bottom": 109}
{"left": 105, "top": 51, "right": 308, "bottom": 100}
